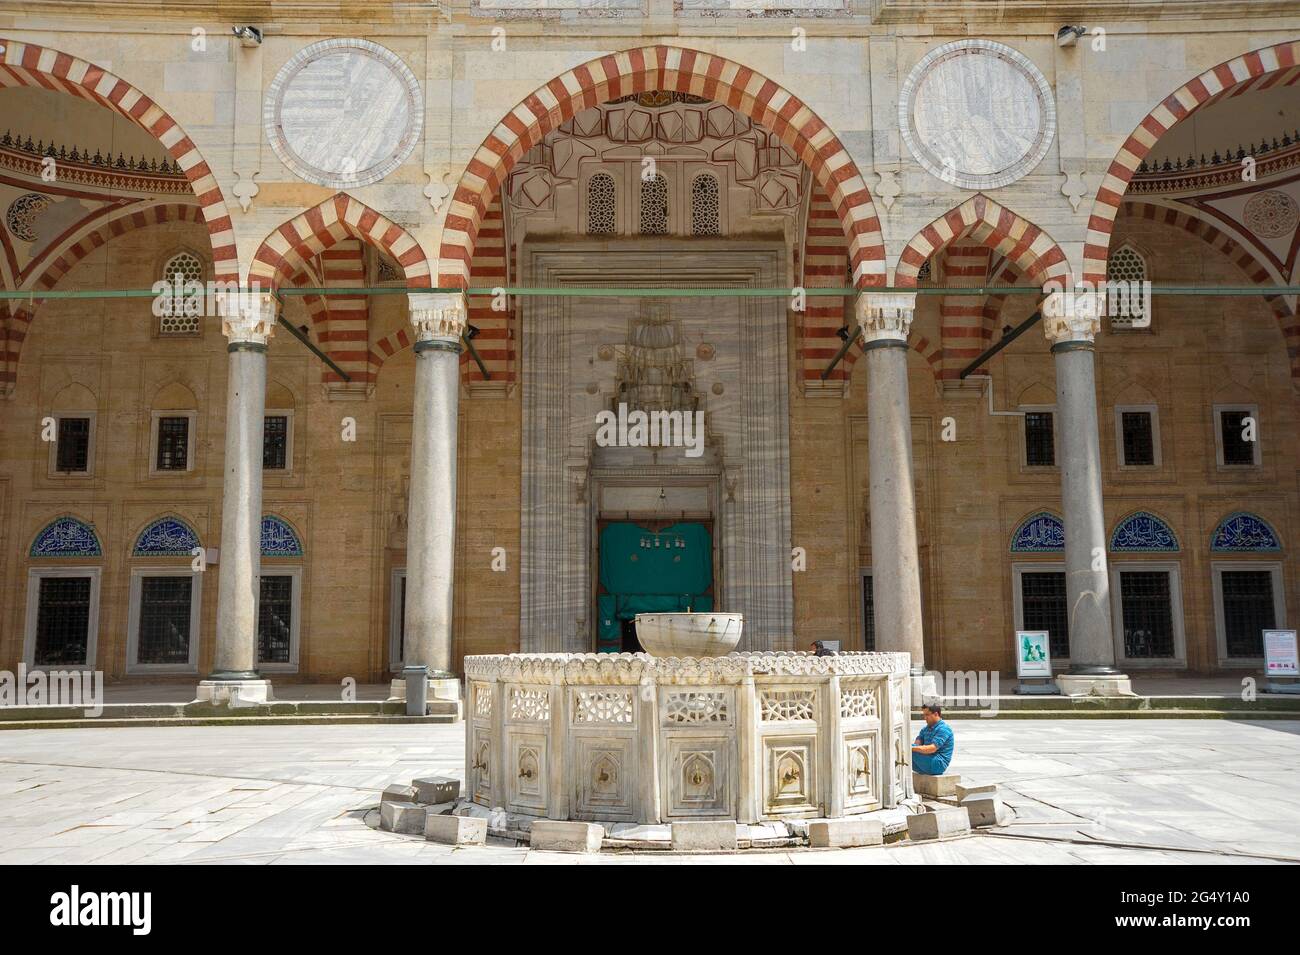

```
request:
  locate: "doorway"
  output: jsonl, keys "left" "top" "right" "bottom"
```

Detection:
{"left": 596, "top": 520, "right": 713, "bottom": 652}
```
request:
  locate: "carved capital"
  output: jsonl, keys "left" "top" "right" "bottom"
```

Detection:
{"left": 409, "top": 291, "right": 467, "bottom": 343}
{"left": 854, "top": 291, "right": 916, "bottom": 344}
{"left": 216, "top": 289, "right": 277, "bottom": 345}
{"left": 1042, "top": 288, "right": 1104, "bottom": 345}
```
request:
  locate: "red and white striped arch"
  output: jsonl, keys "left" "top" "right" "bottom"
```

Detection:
{"left": 896, "top": 195, "right": 1072, "bottom": 290}
{"left": 0, "top": 38, "right": 238, "bottom": 282}
{"left": 439, "top": 45, "right": 886, "bottom": 290}
{"left": 1084, "top": 40, "right": 1300, "bottom": 285}
{"left": 249, "top": 194, "right": 431, "bottom": 289}
{"left": 1118, "top": 200, "right": 1299, "bottom": 382}
{"left": 1, "top": 203, "right": 205, "bottom": 395}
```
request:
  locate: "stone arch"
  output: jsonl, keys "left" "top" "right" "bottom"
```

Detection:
{"left": 1083, "top": 40, "right": 1300, "bottom": 285}
{"left": 1210, "top": 511, "right": 1282, "bottom": 552}
{"left": 261, "top": 514, "right": 304, "bottom": 558}
{"left": 437, "top": 45, "right": 886, "bottom": 289}
{"left": 895, "top": 194, "right": 1071, "bottom": 289}
{"left": 2, "top": 204, "right": 206, "bottom": 395}
{"left": 1009, "top": 510, "right": 1064, "bottom": 553}
{"left": 248, "top": 193, "right": 431, "bottom": 290}
{"left": 0, "top": 37, "right": 238, "bottom": 281}
{"left": 29, "top": 514, "right": 102, "bottom": 558}
{"left": 1117, "top": 200, "right": 1299, "bottom": 384}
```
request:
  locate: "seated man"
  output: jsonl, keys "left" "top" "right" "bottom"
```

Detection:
{"left": 911, "top": 703, "right": 955, "bottom": 775}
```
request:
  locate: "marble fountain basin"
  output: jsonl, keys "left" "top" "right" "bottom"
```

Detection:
{"left": 634, "top": 612, "right": 743, "bottom": 657}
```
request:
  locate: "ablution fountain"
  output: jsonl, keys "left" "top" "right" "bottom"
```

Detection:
{"left": 460, "top": 613, "right": 915, "bottom": 828}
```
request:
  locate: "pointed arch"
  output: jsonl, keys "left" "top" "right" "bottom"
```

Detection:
{"left": 248, "top": 193, "right": 431, "bottom": 290}
{"left": 0, "top": 37, "right": 238, "bottom": 281}
{"left": 30, "top": 515, "right": 102, "bottom": 558}
{"left": 438, "top": 45, "right": 885, "bottom": 289}
{"left": 1010, "top": 510, "right": 1065, "bottom": 554}
{"left": 1109, "top": 510, "right": 1180, "bottom": 553}
{"left": 895, "top": 194, "right": 1071, "bottom": 289}
{"left": 1084, "top": 40, "right": 1300, "bottom": 285}
{"left": 132, "top": 516, "right": 202, "bottom": 557}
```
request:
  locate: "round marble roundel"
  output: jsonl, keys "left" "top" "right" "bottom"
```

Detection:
{"left": 899, "top": 39, "right": 1056, "bottom": 191}
{"left": 264, "top": 39, "right": 423, "bottom": 189}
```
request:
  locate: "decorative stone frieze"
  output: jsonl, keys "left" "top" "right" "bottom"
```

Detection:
{"left": 216, "top": 290, "right": 277, "bottom": 345}
{"left": 854, "top": 292, "right": 916, "bottom": 344}
{"left": 1042, "top": 288, "right": 1105, "bottom": 345}
{"left": 408, "top": 291, "right": 467, "bottom": 343}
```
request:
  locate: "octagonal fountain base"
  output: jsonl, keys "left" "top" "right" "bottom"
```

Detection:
{"left": 462, "top": 651, "right": 914, "bottom": 825}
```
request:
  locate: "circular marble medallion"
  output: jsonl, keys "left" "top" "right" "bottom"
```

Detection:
{"left": 1243, "top": 190, "right": 1299, "bottom": 238}
{"left": 899, "top": 39, "right": 1056, "bottom": 191}
{"left": 264, "top": 38, "right": 423, "bottom": 189}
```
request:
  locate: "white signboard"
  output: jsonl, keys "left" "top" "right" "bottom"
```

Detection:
{"left": 1016, "top": 630, "right": 1052, "bottom": 679}
{"left": 1264, "top": 629, "right": 1299, "bottom": 676}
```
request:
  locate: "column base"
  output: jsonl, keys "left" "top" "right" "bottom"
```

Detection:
{"left": 195, "top": 678, "right": 274, "bottom": 706}
{"left": 1056, "top": 673, "right": 1135, "bottom": 698}
{"left": 388, "top": 675, "right": 461, "bottom": 703}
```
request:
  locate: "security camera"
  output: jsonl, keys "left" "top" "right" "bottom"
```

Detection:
{"left": 232, "top": 26, "right": 263, "bottom": 47}
{"left": 1056, "top": 25, "right": 1087, "bottom": 47}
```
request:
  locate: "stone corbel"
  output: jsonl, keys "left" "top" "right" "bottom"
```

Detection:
{"left": 1042, "top": 288, "right": 1104, "bottom": 345}
{"left": 216, "top": 290, "right": 277, "bottom": 345}
{"left": 854, "top": 291, "right": 916, "bottom": 345}
{"left": 408, "top": 291, "right": 467, "bottom": 346}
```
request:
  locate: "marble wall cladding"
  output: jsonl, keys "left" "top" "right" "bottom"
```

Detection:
{"left": 521, "top": 243, "right": 794, "bottom": 652}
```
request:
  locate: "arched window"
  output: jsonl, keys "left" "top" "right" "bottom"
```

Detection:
{"left": 639, "top": 173, "right": 669, "bottom": 235}
{"left": 1009, "top": 511, "right": 1068, "bottom": 660}
{"left": 1106, "top": 245, "right": 1148, "bottom": 329}
{"left": 158, "top": 250, "right": 204, "bottom": 335}
{"left": 690, "top": 173, "right": 720, "bottom": 236}
{"left": 129, "top": 517, "right": 204, "bottom": 671}
{"left": 26, "top": 516, "right": 103, "bottom": 668}
{"left": 587, "top": 173, "right": 616, "bottom": 236}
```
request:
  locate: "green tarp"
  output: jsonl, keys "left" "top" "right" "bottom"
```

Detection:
{"left": 596, "top": 522, "right": 713, "bottom": 650}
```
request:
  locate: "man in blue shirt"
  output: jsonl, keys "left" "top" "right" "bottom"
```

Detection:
{"left": 912, "top": 703, "right": 955, "bottom": 775}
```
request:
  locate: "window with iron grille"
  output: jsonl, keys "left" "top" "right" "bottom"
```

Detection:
{"left": 136, "top": 576, "right": 193, "bottom": 665}
{"left": 1024, "top": 411, "right": 1055, "bottom": 467}
{"left": 258, "top": 575, "right": 293, "bottom": 665}
{"left": 33, "top": 575, "right": 92, "bottom": 666}
{"left": 155, "top": 416, "right": 190, "bottom": 471}
{"left": 862, "top": 573, "right": 875, "bottom": 651}
{"left": 1120, "top": 410, "right": 1155, "bottom": 466}
{"left": 1219, "top": 409, "right": 1257, "bottom": 466}
{"left": 263, "top": 415, "right": 289, "bottom": 470}
{"left": 690, "top": 174, "right": 721, "bottom": 236}
{"left": 158, "top": 251, "right": 204, "bottom": 335}
{"left": 586, "top": 173, "right": 616, "bottom": 235}
{"left": 1118, "top": 570, "right": 1175, "bottom": 658}
{"left": 55, "top": 417, "right": 91, "bottom": 473}
{"left": 1021, "top": 571, "right": 1069, "bottom": 659}
{"left": 1221, "top": 570, "right": 1276, "bottom": 658}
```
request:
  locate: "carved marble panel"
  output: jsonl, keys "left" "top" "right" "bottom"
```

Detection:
{"left": 573, "top": 738, "right": 635, "bottom": 820}
{"left": 572, "top": 687, "right": 635, "bottom": 725}
{"left": 508, "top": 686, "right": 551, "bottom": 723}
{"left": 844, "top": 733, "right": 879, "bottom": 809}
{"left": 470, "top": 735, "right": 492, "bottom": 805}
{"left": 507, "top": 735, "right": 548, "bottom": 814}
{"left": 664, "top": 737, "right": 732, "bottom": 817}
{"left": 760, "top": 688, "right": 817, "bottom": 722}
{"left": 662, "top": 689, "right": 731, "bottom": 725}
{"left": 763, "top": 738, "right": 817, "bottom": 814}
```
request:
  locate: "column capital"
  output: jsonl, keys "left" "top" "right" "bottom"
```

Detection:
{"left": 216, "top": 289, "right": 277, "bottom": 346}
{"left": 1042, "top": 288, "right": 1104, "bottom": 345}
{"left": 854, "top": 291, "right": 916, "bottom": 345}
{"left": 409, "top": 291, "right": 468, "bottom": 344}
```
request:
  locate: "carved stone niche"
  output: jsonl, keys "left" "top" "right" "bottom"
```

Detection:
{"left": 464, "top": 651, "right": 913, "bottom": 825}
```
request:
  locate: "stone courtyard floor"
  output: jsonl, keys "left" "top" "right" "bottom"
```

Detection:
{"left": 1, "top": 719, "right": 1297, "bottom": 865}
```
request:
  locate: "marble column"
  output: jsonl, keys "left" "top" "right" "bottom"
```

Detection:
{"left": 394, "top": 291, "right": 466, "bottom": 710}
{"left": 855, "top": 292, "right": 931, "bottom": 699}
{"left": 197, "top": 290, "right": 276, "bottom": 705}
{"left": 1043, "top": 289, "right": 1131, "bottom": 696}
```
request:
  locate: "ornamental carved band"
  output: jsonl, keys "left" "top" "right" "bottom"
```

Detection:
{"left": 216, "top": 290, "right": 277, "bottom": 345}
{"left": 855, "top": 292, "right": 916, "bottom": 344}
{"left": 1042, "top": 288, "right": 1104, "bottom": 345}
{"left": 409, "top": 291, "right": 467, "bottom": 343}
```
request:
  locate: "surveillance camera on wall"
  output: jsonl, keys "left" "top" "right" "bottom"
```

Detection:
{"left": 233, "top": 26, "right": 263, "bottom": 48}
{"left": 1056, "top": 25, "right": 1087, "bottom": 48}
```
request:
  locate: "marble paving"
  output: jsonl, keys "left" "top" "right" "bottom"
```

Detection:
{"left": 0, "top": 719, "right": 1296, "bottom": 865}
